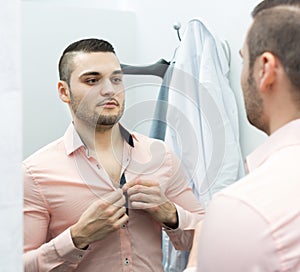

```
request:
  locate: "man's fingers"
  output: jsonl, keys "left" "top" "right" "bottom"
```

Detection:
{"left": 88, "top": 189, "right": 125, "bottom": 212}
{"left": 128, "top": 191, "right": 157, "bottom": 202}
{"left": 110, "top": 206, "right": 127, "bottom": 221}
{"left": 106, "top": 206, "right": 128, "bottom": 230}
{"left": 129, "top": 192, "right": 167, "bottom": 208}
{"left": 102, "top": 188, "right": 124, "bottom": 204}
{"left": 115, "top": 212, "right": 129, "bottom": 228}
{"left": 112, "top": 194, "right": 126, "bottom": 208}
{"left": 123, "top": 180, "right": 159, "bottom": 192}
{"left": 130, "top": 201, "right": 158, "bottom": 210}
{"left": 127, "top": 184, "right": 158, "bottom": 196}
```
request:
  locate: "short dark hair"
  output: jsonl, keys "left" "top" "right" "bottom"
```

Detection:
{"left": 58, "top": 38, "right": 115, "bottom": 84}
{"left": 252, "top": 0, "right": 300, "bottom": 17}
{"left": 247, "top": 7, "right": 300, "bottom": 92}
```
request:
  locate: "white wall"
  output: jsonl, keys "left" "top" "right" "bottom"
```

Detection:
{"left": 22, "top": 0, "right": 267, "bottom": 159}
{"left": 0, "top": 0, "right": 22, "bottom": 270}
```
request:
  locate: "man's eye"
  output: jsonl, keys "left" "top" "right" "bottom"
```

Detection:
{"left": 112, "top": 77, "right": 123, "bottom": 84}
{"left": 86, "top": 78, "right": 98, "bottom": 84}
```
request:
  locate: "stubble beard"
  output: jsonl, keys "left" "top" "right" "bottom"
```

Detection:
{"left": 245, "top": 73, "right": 266, "bottom": 132}
{"left": 70, "top": 90, "right": 125, "bottom": 131}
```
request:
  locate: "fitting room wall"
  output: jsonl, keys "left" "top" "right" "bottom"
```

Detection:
{"left": 0, "top": 0, "right": 22, "bottom": 271}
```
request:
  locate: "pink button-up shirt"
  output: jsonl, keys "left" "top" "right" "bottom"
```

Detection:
{"left": 195, "top": 119, "right": 300, "bottom": 271}
{"left": 23, "top": 124, "right": 204, "bottom": 272}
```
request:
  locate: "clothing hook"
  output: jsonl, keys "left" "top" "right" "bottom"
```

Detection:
{"left": 173, "top": 22, "right": 181, "bottom": 41}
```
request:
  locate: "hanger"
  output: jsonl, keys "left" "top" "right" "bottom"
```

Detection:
{"left": 121, "top": 59, "right": 170, "bottom": 79}
{"left": 173, "top": 20, "right": 231, "bottom": 66}
{"left": 120, "top": 23, "right": 181, "bottom": 79}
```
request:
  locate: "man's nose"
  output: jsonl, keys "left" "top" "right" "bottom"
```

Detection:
{"left": 100, "top": 79, "right": 116, "bottom": 96}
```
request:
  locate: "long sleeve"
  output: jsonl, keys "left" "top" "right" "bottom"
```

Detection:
{"left": 23, "top": 163, "right": 86, "bottom": 271}
{"left": 163, "top": 149, "right": 205, "bottom": 251}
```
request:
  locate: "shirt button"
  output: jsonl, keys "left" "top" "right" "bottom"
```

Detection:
{"left": 79, "top": 254, "right": 83, "bottom": 259}
{"left": 125, "top": 258, "right": 129, "bottom": 265}
{"left": 122, "top": 224, "right": 126, "bottom": 229}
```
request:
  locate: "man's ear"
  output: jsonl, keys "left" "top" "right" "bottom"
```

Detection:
{"left": 58, "top": 81, "right": 71, "bottom": 103}
{"left": 257, "top": 52, "right": 277, "bottom": 93}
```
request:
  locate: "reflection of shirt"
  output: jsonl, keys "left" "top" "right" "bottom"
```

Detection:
{"left": 23, "top": 123, "right": 204, "bottom": 272}
{"left": 195, "top": 119, "right": 300, "bottom": 271}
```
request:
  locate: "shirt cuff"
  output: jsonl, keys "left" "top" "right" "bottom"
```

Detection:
{"left": 162, "top": 203, "right": 182, "bottom": 231}
{"left": 53, "top": 228, "right": 88, "bottom": 263}
{"left": 163, "top": 203, "right": 200, "bottom": 250}
{"left": 163, "top": 202, "right": 199, "bottom": 232}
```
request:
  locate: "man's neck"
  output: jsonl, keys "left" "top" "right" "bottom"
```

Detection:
{"left": 263, "top": 86, "right": 300, "bottom": 135}
{"left": 269, "top": 112, "right": 300, "bottom": 135}
{"left": 73, "top": 121, "right": 123, "bottom": 154}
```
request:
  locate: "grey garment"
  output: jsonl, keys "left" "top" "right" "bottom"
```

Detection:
{"left": 149, "top": 63, "right": 174, "bottom": 141}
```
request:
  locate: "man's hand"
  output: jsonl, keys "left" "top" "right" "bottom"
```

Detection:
{"left": 123, "top": 180, "right": 178, "bottom": 228}
{"left": 70, "top": 189, "right": 128, "bottom": 249}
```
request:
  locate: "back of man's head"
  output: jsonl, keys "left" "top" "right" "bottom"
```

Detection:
{"left": 58, "top": 38, "right": 115, "bottom": 85}
{"left": 252, "top": 0, "right": 300, "bottom": 17}
{"left": 247, "top": 7, "right": 300, "bottom": 93}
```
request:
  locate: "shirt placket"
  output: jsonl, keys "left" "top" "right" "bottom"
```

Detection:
{"left": 71, "top": 125, "right": 137, "bottom": 270}
{"left": 120, "top": 224, "right": 133, "bottom": 272}
{"left": 119, "top": 143, "right": 134, "bottom": 272}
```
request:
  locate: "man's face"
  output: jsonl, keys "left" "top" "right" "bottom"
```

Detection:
{"left": 240, "top": 42, "right": 265, "bottom": 131}
{"left": 68, "top": 52, "right": 125, "bottom": 130}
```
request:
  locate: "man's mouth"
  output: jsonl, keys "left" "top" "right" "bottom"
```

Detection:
{"left": 97, "top": 99, "right": 119, "bottom": 108}
{"left": 97, "top": 98, "right": 119, "bottom": 106}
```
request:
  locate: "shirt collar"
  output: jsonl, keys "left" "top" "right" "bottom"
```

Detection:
{"left": 64, "top": 123, "right": 136, "bottom": 156}
{"left": 119, "top": 124, "right": 135, "bottom": 147}
{"left": 246, "top": 118, "right": 300, "bottom": 172}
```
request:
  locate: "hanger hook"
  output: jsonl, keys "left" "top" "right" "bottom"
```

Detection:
{"left": 173, "top": 22, "right": 181, "bottom": 41}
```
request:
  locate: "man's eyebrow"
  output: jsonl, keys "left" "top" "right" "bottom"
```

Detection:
{"left": 112, "top": 70, "right": 123, "bottom": 75}
{"left": 79, "top": 70, "right": 123, "bottom": 78}
{"left": 79, "top": 71, "right": 101, "bottom": 78}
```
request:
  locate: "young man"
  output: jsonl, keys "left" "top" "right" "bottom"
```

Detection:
{"left": 251, "top": 0, "right": 300, "bottom": 16}
{"left": 23, "top": 39, "right": 204, "bottom": 271}
{"left": 185, "top": 3, "right": 300, "bottom": 272}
